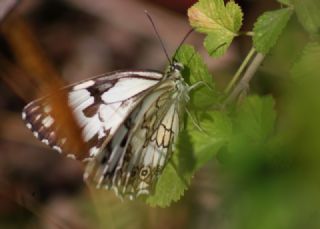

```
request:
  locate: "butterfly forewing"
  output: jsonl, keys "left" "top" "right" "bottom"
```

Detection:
{"left": 22, "top": 70, "right": 163, "bottom": 160}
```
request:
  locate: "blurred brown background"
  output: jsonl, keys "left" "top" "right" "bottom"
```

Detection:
{"left": 0, "top": 0, "right": 280, "bottom": 228}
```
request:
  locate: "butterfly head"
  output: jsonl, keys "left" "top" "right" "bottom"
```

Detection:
{"left": 165, "top": 59, "right": 184, "bottom": 79}
{"left": 171, "top": 60, "right": 184, "bottom": 72}
{"left": 163, "top": 59, "right": 190, "bottom": 104}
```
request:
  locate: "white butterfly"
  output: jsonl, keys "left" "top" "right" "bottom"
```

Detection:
{"left": 22, "top": 61, "right": 191, "bottom": 199}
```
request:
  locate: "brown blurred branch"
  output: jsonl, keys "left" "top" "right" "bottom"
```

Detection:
{"left": 0, "top": 54, "right": 38, "bottom": 101}
{"left": 1, "top": 15, "right": 88, "bottom": 159}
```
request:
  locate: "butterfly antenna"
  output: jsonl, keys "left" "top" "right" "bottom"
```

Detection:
{"left": 173, "top": 28, "right": 194, "bottom": 59}
{"left": 145, "top": 10, "right": 171, "bottom": 64}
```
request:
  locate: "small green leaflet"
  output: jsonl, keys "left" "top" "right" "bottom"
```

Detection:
{"left": 253, "top": 8, "right": 293, "bottom": 54}
{"left": 188, "top": 0, "right": 243, "bottom": 57}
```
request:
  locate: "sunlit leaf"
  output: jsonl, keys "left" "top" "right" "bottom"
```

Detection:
{"left": 188, "top": 0, "right": 243, "bottom": 57}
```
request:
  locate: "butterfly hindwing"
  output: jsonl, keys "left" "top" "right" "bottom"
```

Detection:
{"left": 84, "top": 79, "right": 182, "bottom": 198}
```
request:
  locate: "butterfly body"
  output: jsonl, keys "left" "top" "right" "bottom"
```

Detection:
{"left": 22, "top": 62, "right": 189, "bottom": 199}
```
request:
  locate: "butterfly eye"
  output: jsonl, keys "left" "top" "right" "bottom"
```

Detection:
{"left": 173, "top": 62, "right": 184, "bottom": 72}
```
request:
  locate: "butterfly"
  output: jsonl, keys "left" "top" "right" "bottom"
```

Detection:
{"left": 22, "top": 60, "right": 191, "bottom": 199}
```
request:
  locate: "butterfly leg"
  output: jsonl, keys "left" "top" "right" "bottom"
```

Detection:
{"left": 188, "top": 81, "right": 213, "bottom": 92}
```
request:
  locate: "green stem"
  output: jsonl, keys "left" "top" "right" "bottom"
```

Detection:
{"left": 224, "top": 53, "right": 265, "bottom": 105}
{"left": 224, "top": 47, "right": 256, "bottom": 94}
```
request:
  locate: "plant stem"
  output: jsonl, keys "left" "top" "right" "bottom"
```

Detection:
{"left": 224, "top": 47, "right": 256, "bottom": 94}
{"left": 224, "top": 53, "right": 265, "bottom": 105}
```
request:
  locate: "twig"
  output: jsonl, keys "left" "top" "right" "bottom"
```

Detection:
{"left": 224, "top": 53, "right": 265, "bottom": 105}
{"left": 224, "top": 48, "right": 256, "bottom": 94}
{"left": 2, "top": 16, "right": 88, "bottom": 159}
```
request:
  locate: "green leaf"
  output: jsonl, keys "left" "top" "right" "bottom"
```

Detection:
{"left": 291, "top": 42, "right": 320, "bottom": 81}
{"left": 175, "top": 44, "right": 218, "bottom": 110}
{"left": 190, "top": 111, "right": 232, "bottom": 169}
{"left": 147, "top": 110, "right": 232, "bottom": 207}
{"left": 204, "top": 31, "right": 234, "bottom": 57}
{"left": 253, "top": 8, "right": 293, "bottom": 54}
{"left": 146, "top": 130, "right": 194, "bottom": 207}
{"left": 228, "top": 96, "right": 276, "bottom": 154}
{"left": 188, "top": 0, "right": 243, "bottom": 57}
{"left": 292, "top": 0, "right": 320, "bottom": 34}
{"left": 236, "top": 96, "right": 276, "bottom": 142}
{"left": 146, "top": 163, "right": 189, "bottom": 207}
{"left": 175, "top": 45, "right": 212, "bottom": 85}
